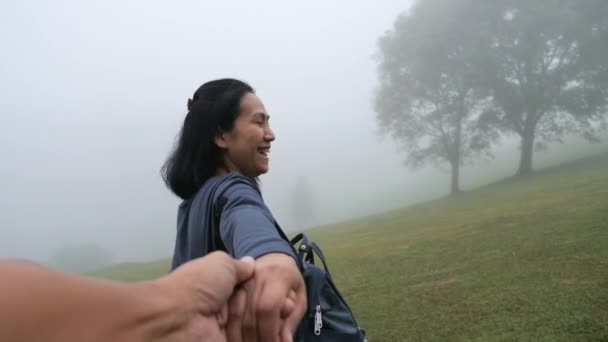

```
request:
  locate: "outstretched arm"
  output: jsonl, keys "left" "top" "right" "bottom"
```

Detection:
{"left": 220, "top": 183, "right": 307, "bottom": 342}
{"left": 0, "top": 252, "right": 254, "bottom": 342}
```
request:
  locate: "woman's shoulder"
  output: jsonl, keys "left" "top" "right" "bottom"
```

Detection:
{"left": 189, "top": 172, "right": 260, "bottom": 202}
{"left": 222, "top": 171, "right": 257, "bottom": 183}
{"left": 196, "top": 172, "right": 254, "bottom": 191}
{"left": 217, "top": 172, "right": 261, "bottom": 197}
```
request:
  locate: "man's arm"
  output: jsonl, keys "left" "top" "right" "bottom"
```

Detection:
{"left": 0, "top": 252, "right": 254, "bottom": 342}
{"left": 0, "top": 261, "right": 178, "bottom": 342}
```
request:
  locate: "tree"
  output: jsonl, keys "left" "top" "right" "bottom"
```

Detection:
{"left": 478, "top": 0, "right": 608, "bottom": 175}
{"left": 290, "top": 176, "right": 315, "bottom": 229}
{"left": 374, "top": 0, "right": 497, "bottom": 194}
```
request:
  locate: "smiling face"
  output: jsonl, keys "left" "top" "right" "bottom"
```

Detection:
{"left": 214, "top": 92, "right": 275, "bottom": 178}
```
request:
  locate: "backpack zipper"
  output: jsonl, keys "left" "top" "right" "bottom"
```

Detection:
{"left": 314, "top": 305, "right": 323, "bottom": 335}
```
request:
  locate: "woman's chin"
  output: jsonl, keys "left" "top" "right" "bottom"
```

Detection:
{"left": 256, "top": 164, "right": 269, "bottom": 175}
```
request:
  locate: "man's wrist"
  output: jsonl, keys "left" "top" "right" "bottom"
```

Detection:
{"left": 124, "top": 279, "right": 186, "bottom": 342}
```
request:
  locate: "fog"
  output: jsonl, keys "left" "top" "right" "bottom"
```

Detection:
{"left": 1, "top": 1, "right": 606, "bottom": 269}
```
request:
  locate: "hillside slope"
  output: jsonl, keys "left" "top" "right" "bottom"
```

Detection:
{"left": 92, "top": 154, "right": 608, "bottom": 341}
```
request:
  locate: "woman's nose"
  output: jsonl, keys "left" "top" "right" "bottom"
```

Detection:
{"left": 265, "top": 126, "right": 276, "bottom": 142}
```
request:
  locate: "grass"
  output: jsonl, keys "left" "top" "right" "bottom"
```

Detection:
{"left": 91, "top": 259, "right": 170, "bottom": 282}
{"left": 92, "top": 153, "right": 608, "bottom": 341}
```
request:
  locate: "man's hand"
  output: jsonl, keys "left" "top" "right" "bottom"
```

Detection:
{"left": 155, "top": 251, "right": 255, "bottom": 342}
{"left": 227, "top": 253, "right": 307, "bottom": 342}
{"left": 0, "top": 252, "right": 255, "bottom": 342}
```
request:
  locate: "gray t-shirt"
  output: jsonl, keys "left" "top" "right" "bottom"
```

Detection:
{"left": 170, "top": 172, "right": 295, "bottom": 270}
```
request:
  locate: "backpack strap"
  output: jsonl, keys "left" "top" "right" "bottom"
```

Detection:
{"left": 290, "top": 233, "right": 314, "bottom": 268}
{"left": 290, "top": 233, "right": 330, "bottom": 275}
{"left": 309, "top": 241, "right": 331, "bottom": 278}
{"left": 209, "top": 177, "right": 250, "bottom": 252}
{"left": 210, "top": 195, "right": 228, "bottom": 251}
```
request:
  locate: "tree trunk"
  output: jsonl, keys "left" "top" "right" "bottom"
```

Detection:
{"left": 450, "top": 160, "right": 461, "bottom": 195}
{"left": 450, "top": 109, "right": 463, "bottom": 195}
{"left": 517, "top": 113, "right": 538, "bottom": 176}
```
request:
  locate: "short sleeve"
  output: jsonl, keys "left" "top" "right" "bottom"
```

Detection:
{"left": 219, "top": 182, "right": 295, "bottom": 260}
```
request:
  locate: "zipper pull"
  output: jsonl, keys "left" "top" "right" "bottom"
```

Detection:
{"left": 314, "top": 305, "right": 323, "bottom": 335}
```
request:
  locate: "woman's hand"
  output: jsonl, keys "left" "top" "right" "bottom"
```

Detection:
{"left": 227, "top": 252, "right": 307, "bottom": 342}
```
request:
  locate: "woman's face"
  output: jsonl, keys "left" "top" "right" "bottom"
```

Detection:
{"left": 215, "top": 92, "right": 275, "bottom": 178}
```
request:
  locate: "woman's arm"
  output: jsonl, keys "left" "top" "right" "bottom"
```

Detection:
{"left": 220, "top": 183, "right": 307, "bottom": 342}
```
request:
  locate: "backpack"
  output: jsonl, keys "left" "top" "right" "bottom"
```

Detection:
{"left": 211, "top": 178, "right": 367, "bottom": 342}
{"left": 290, "top": 233, "right": 367, "bottom": 342}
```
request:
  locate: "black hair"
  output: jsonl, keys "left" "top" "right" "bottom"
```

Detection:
{"left": 161, "top": 78, "right": 255, "bottom": 200}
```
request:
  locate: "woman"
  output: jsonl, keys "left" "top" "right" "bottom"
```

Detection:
{"left": 162, "top": 78, "right": 307, "bottom": 342}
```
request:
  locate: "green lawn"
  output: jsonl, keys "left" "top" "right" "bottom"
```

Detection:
{"left": 92, "top": 154, "right": 608, "bottom": 341}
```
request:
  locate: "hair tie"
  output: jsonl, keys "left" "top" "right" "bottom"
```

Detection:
{"left": 187, "top": 98, "right": 193, "bottom": 110}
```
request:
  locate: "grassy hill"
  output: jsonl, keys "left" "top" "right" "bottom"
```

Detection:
{"left": 92, "top": 154, "right": 608, "bottom": 341}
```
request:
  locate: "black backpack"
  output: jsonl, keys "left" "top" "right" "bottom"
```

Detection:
{"left": 210, "top": 179, "right": 367, "bottom": 341}
{"left": 290, "top": 233, "right": 367, "bottom": 342}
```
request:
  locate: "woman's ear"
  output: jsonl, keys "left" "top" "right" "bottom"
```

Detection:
{"left": 214, "top": 129, "right": 229, "bottom": 149}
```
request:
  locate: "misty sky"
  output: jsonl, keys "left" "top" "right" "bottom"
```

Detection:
{"left": 0, "top": 0, "right": 419, "bottom": 263}
{"left": 1, "top": 1, "right": 606, "bottom": 265}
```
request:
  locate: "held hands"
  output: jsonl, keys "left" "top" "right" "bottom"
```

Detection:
{"left": 227, "top": 253, "right": 307, "bottom": 342}
{"left": 156, "top": 251, "right": 256, "bottom": 342}
{"left": 159, "top": 251, "right": 306, "bottom": 342}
